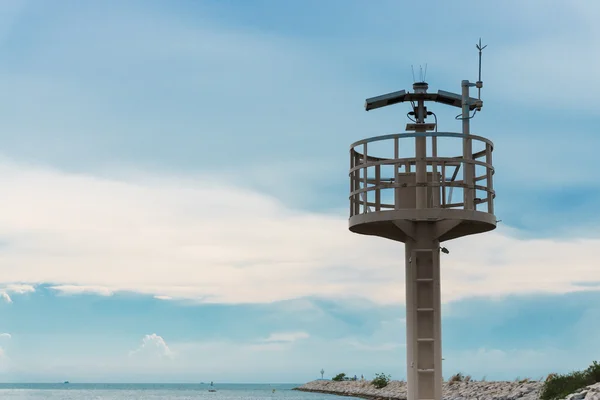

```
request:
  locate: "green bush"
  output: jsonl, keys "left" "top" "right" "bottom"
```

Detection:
{"left": 332, "top": 373, "right": 346, "bottom": 382}
{"left": 372, "top": 373, "right": 391, "bottom": 389}
{"left": 586, "top": 361, "right": 600, "bottom": 383}
{"left": 540, "top": 361, "right": 600, "bottom": 400}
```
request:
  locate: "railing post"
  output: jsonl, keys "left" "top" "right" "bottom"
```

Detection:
{"left": 353, "top": 151, "right": 360, "bottom": 216}
{"left": 350, "top": 149, "right": 354, "bottom": 217}
{"left": 395, "top": 137, "right": 400, "bottom": 210}
{"left": 375, "top": 164, "right": 381, "bottom": 211}
{"left": 363, "top": 143, "right": 368, "bottom": 213}
{"left": 486, "top": 143, "right": 494, "bottom": 215}
{"left": 441, "top": 162, "right": 446, "bottom": 208}
{"left": 431, "top": 134, "right": 439, "bottom": 208}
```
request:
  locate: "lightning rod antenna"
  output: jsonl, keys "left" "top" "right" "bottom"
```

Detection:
{"left": 411, "top": 65, "right": 416, "bottom": 83}
{"left": 476, "top": 38, "right": 487, "bottom": 99}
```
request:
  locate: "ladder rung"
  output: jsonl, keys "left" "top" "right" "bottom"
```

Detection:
{"left": 417, "top": 308, "right": 434, "bottom": 312}
{"left": 416, "top": 278, "right": 433, "bottom": 282}
{"left": 417, "top": 338, "right": 434, "bottom": 342}
{"left": 417, "top": 369, "right": 434, "bottom": 373}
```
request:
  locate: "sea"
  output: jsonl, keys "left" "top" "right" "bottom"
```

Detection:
{"left": 0, "top": 383, "right": 348, "bottom": 400}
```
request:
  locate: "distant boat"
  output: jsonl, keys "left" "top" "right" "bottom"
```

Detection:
{"left": 208, "top": 381, "right": 217, "bottom": 392}
{"left": 63, "top": 381, "right": 69, "bottom": 384}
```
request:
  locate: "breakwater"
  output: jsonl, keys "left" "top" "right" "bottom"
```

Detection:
{"left": 294, "top": 379, "right": 600, "bottom": 400}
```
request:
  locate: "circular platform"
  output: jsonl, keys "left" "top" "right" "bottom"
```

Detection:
{"left": 349, "top": 131, "right": 496, "bottom": 243}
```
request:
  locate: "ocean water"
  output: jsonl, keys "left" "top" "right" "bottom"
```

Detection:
{"left": 0, "top": 383, "right": 346, "bottom": 400}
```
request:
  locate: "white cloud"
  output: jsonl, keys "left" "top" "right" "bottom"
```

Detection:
{"left": 0, "top": 333, "right": 10, "bottom": 339}
{"left": 50, "top": 285, "right": 113, "bottom": 297}
{"left": 0, "top": 161, "right": 599, "bottom": 306}
{"left": 153, "top": 295, "right": 172, "bottom": 300}
{"left": 262, "top": 332, "right": 310, "bottom": 344}
{"left": 242, "top": 332, "right": 311, "bottom": 351}
{"left": 129, "top": 334, "right": 173, "bottom": 359}
{"left": 0, "top": 292, "right": 11, "bottom": 304}
{"left": 4, "top": 284, "right": 35, "bottom": 294}
{"left": 0, "top": 284, "right": 35, "bottom": 304}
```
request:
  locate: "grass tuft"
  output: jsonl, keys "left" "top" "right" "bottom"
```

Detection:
{"left": 449, "top": 373, "right": 464, "bottom": 384}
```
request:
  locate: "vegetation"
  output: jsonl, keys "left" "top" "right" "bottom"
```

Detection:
{"left": 371, "top": 373, "right": 391, "bottom": 389}
{"left": 448, "top": 373, "right": 464, "bottom": 384}
{"left": 540, "top": 361, "right": 600, "bottom": 400}
{"left": 332, "top": 373, "right": 346, "bottom": 382}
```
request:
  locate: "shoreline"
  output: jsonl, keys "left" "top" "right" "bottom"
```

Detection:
{"left": 294, "top": 386, "right": 387, "bottom": 400}
{"left": 294, "top": 380, "right": 600, "bottom": 400}
{"left": 293, "top": 379, "right": 544, "bottom": 400}
{"left": 294, "top": 387, "right": 387, "bottom": 400}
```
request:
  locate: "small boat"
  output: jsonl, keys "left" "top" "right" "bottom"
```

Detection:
{"left": 208, "top": 381, "right": 217, "bottom": 392}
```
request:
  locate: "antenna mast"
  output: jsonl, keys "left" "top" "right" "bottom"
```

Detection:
{"left": 476, "top": 38, "right": 487, "bottom": 99}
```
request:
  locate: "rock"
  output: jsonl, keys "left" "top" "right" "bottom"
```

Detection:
{"left": 588, "top": 383, "right": 600, "bottom": 392}
{"left": 567, "top": 391, "right": 588, "bottom": 400}
{"left": 585, "top": 392, "right": 600, "bottom": 400}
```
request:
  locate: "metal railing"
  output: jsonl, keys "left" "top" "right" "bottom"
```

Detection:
{"left": 349, "top": 132, "right": 495, "bottom": 217}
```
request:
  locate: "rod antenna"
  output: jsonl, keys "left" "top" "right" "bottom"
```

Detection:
{"left": 476, "top": 38, "right": 487, "bottom": 99}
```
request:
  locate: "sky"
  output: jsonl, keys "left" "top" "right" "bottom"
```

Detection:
{"left": 1, "top": 0, "right": 600, "bottom": 384}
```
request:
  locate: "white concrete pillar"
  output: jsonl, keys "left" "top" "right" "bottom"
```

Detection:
{"left": 405, "top": 224, "right": 442, "bottom": 400}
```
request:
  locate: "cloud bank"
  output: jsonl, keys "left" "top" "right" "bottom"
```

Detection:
{"left": 0, "top": 160, "right": 598, "bottom": 305}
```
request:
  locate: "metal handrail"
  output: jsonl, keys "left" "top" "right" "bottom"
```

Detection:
{"left": 349, "top": 131, "right": 495, "bottom": 216}
{"left": 349, "top": 131, "right": 494, "bottom": 149}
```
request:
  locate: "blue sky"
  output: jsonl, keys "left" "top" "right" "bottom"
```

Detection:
{"left": 1, "top": 0, "right": 600, "bottom": 384}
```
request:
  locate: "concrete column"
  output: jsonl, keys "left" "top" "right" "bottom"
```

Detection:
{"left": 405, "top": 223, "right": 442, "bottom": 400}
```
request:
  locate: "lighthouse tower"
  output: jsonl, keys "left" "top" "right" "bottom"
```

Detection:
{"left": 348, "top": 41, "right": 495, "bottom": 400}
